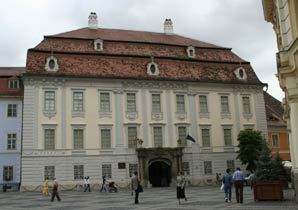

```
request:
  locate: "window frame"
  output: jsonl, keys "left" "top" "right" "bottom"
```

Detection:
{"left": 126, "top": 92, "right": 137, "bottom": 112}
{"left": 203, "top": 161, "right": 213, "bottom": 175}
{"left": 176, "top": 94, "right": 186, "bottom": 113}
{"left": 127, "top": 126, "right": 138, "bottom": 149}
{"left": 153, "top": 126, "right": 163, "bottom": 147}
{"left": 222, "top": 126, "right": 233, "bottom": 146}
{"left": 102, "top": 164, "right": 112, "bottom": 179}
{"left": 44, "top": 166, "right": 55, "bottom": 180}
{"left": 272, "top": 133, "right": 280, "bottom": 148}
{"left": 100, "top": 126, "right": 112, "bottom": 149}
{"left": 129, "top": 163, "right": 138, "bottom": 178}
{"left": 3, "top": 166, "right": 13, "bottom": 181}
{"left": 200, "top": 125, "right": 211, "bottom": 147}
{"left": 7, "top": 104, "right": 17, "bottom": 117}
{"left": 220, "top": 95, "right": 230, "bottom": 114}
{"left": 72, "top": 126, "right": 85, "bottom": 150}
{"left": 74, "top": 165, "right": 84, "bottom": 180}
{"left": 7, "top": 133, "right": 17, "bottom": 150}
{"left": 43, "top": 126, "right": 56, "bottom": 150}
{"left": 8, "top": 80, "right": 19, "bottom": 89}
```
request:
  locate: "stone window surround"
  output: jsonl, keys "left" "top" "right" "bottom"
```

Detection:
{"left": 147, "top": 61, "right": 160, "bottom": 76}
{"left": 124, "top": 123, "right": 141, "bottom": 149}
{"left": 203, "top": 161, "right": 213, "bottom": 175}
{"left": 71, "top": 124, "right": 86, "bottom": 150}
{"left": 125, "top": 90, "right": 138, "bottom": 120}
{"left": 222, "top": 124, "right": 233, "bottom": 147}
{"left": 219, "top": 93, "right": 231, "bottom": 119}
{"left": 42, "top": 124, "right": 57, "bottom": 150}
{"left": 73, "top": 165, "right": 84, "bottom": 180}
{"left": 199, "top": 124, "right": 212, "bottom": 148}
{"left": 150, "top": 124, "right": 165, "bottom": 148}
{"left": 240, "top": 94, "right": 253, "bottom": 120}
{"left": 175, "top": 123, "right": 190, "bottom": 147}
{"left": 43, "top": 88, "right": 57, "bottom": 118}
{"left": 71, "top": 88, "right": 86, "bottom": 118}
{"left": 234, "top": 67, "right": 247, "bottom": 80}
{"left": 98, "top": 124, "right": 113, "bottom": 149}
{"left": 45, "top": 55, "right": 59, "bottom": 72}
{"left": 186, "top": 46, "right": 196, "bottom": 58}
{"left": 150, "top": 90, "right": 163, "bottom": 120}
{"left": 102, "top": 163, "right": 112, "bottom": 179}
{"left": 98, "top": 89, "right": 112, "bottom": 118}
{"left": 94, "top": 39, "right": 104, "bottom": 51}
{"left": 44, "top": 165, "right": 55, "bottom": 181}
{"left": 198, "top": 93, "right": 210, "bottom": 118}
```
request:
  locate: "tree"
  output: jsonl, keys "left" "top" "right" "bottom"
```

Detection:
{"left": 255, "top": 144, "right": 287, "bottom": 182}
{"left": 236, "top": 130, "right": 264, "bottom": 171}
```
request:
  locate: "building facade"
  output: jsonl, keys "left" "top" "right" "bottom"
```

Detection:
{"left": 262, "top": 0, "right": 298, "bottom": 201}
{"left": 264, "top": 92, "right": 290, "bottom": 160}
{"left": 21, "top": 13, "right": 267, "bottom": 190}
{"left": 0, "top": 67, "right": 25, "bottom": 191}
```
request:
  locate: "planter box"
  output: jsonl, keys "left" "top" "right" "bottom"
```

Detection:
{"left": 253, "top": 182, "right": 283, "bottom": 201}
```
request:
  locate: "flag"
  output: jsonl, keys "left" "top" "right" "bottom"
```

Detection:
{"left": 186, "top": 134, "right": 196, "bottom": 143}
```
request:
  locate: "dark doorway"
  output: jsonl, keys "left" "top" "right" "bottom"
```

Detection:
{"left": 149, "top": 161, "right": 171, "bottom": 187}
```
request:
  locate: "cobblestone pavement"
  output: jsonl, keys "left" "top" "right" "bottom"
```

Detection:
{"left": 0, "top": 186, "right": 296, "bottom": 210}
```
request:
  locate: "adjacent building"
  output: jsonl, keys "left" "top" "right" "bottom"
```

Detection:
{"left": 262, "top": 0, "right": 298, "bottom": 201}
{"left": 21, "top": 13, "right": 267, "bottom": 190}
{"left": 0, "top": 67, "right": 25, "bottom": 191}
{"left": 264, "top": 92, "right": 289, "bottom": 160}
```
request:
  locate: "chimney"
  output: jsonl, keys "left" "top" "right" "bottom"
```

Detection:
{"left": 164, "top": 19, "right": 173, "bottom": 35}
{"left": 88, "top": 12, "right": 98, "bottom": 29}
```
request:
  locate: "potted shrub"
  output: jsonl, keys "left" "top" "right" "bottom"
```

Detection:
{"left": 253, "top": 143, "right": 286, "bottom": 201}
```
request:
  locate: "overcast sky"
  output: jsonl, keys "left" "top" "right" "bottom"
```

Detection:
{"left": 0, "top": 0, "right": 283, "bottom": 100}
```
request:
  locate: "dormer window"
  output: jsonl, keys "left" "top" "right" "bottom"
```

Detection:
{"left": 234, "top": 67, "right": 247, "bottom": 80}
{"left": 147, "top": 62, "right": 159, "bottom": 76}
{"left": 94, "top": 39, "right": 103, "bottom": 51}
{"left": 186, "top": 46, "right": 196, "bottom": 58}
{"left": 45, "top": 56, "right": 59, "bottom": 72}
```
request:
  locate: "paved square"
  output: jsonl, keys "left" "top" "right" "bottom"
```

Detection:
{"left": 0, "top": 186, "right": 296, "bottom": 210}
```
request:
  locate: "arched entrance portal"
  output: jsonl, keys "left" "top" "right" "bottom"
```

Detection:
{"left": 149, "top": 160, "right": 171, "bottom": 187}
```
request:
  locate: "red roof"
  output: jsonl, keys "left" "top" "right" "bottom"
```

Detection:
{"left": 26, "top": 27, "right": 263, "bottom": 85}
{"left": 49, "top": 27, "right": 224, "bottom": 49}
{"left": 264, "top": 92, "right": 286, "bottom": 127}
{"left": 0, "top": 67, "right": 26, "bottom": 76}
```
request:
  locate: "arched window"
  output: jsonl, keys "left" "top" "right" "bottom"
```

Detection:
{"left": 186, "top": 46, "right": 196, "bottom": 58}
{"left": 94, "top": 39, "right": 103, "bottom": 51}
{"left": 45, "top": 56, "right": 59, "bottom": 72}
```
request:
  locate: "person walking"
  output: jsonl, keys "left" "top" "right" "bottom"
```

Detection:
{"left": 83, "top": 177, "right": 87, "bottom": 192}
{"left": 233, "top": 167, "right": 244, "bottom": 203}
{"left": 50, "top": 179, "right": 61, "bottom": 202}
{"left": 42, "top": 177, "right": 49, "bottom": 196}
{"left": 84, "top": 176, "right": 91, "bottom": 192}
{"left": 100, "top": 176, "right": 107, "bottom": 192}
{"left": 131, "top": 171, "right": 141, "bottom": 204}
{"left": 176, "top": 172, "right": 187, "bottom": 204}
{"left": 222, "top": 168, "right": 233, "bottom": 202}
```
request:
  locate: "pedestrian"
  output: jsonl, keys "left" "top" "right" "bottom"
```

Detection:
{"left": 232, "top": 167, "right": 244, "bottom": 203}
{"left": 84, "top": 176, "right": 91, "bottom": 192}
{"left": 42, "top": 177, "right": 49, "bottom": 196}
{"left": 50, "top": 179, "right": 61, "bottom": 202}
{"left": 131, "top": 171, "right": 141, "bottom": 204}
{"left": 83, "top": 177, "right": 87, "bottom": 192}
{"left": 216, "top": 173, "right": 220, "bottom": 186}
{"left": 222, "top": 168, "right": 233, "bottom": 202}
{"left": 176, "top": 172, "right": 187, "bottom": 204}
{"left": 100, "top": 176, "right": 107, "bottom": 192}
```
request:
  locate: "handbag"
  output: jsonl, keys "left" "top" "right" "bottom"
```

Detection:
{"left": 137, "top": 184, "right": 143, "bottom": 193}
{"left": 220, "top": 183, "right": 224, "bottom": 191}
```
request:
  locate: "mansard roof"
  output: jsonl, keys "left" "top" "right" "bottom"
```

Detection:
{"left": 26, "top": 27, "right": 264, "bottom": 86}
{"left": 0, "top": 67, "right": 25, "bottom": 76}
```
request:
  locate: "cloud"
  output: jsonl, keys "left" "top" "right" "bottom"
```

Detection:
{"left": 0, "top": 0, "right": 283, "bottom": 100}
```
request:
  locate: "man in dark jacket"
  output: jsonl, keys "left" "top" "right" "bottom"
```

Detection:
{"left": 51, "top": 179, "right": 61, "bottom": 202}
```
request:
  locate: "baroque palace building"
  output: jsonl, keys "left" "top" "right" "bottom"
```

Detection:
{"left": 21, "top": 13, "right": 267, "bottom": 190}
{"left": 262, "top": 0, "right": 298, "bottom": 201}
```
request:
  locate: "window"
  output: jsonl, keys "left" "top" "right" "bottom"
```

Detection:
{"left": 201, "top": 128, "right": 210, "bottom": 147}
{"left": 100, "top": 92, "right": 110, "bottom": 112}
{"left": 242, "top": 96, "right": 251, "bottom": 114}
{"left": 101, "top": 129, "right": 111, "bottom": 149}
{"left": 7, "top": 133, "right": 17, "bottom": 150}
{"left": 45, "top": 56, "right": 59, "bottom": 72}
{"left": 73, "top": 129, "right": 84, "bottom": 149}
{"left": 199, "top": 95, "right": 208, "bottom": 113}
{"left": 153, "top": 127, "right": 163, "bottom": 147}
{"left": 272, "top": 134, "right": 280, "bottom": 147}
{"left": 94, "top": 39, "right": 103, "bottom": 51}
{"left": 44, "top": 129, "right": 55, "bottom": 150}
{"left": 44, "top": 166, "right": 55, "bottom": 180}
{"left": 129, "top": 164, "right": 138, "bottom": 178}
{"left": 152, "top": 94, "right": 161, "bottom": 113}
{"left": 128, "top": 127, "right": 137, "bottom": 148}
{"left": 204, "top": 161, "right": 212, "bottom": 175}
{"left": 74, "top": 165, "right": 84, "bottom": 180}
{"left": 3, "top": 166, "right": 13, "bottom": 181}
{"left": 224, "top": 128, "right": 232, "bottom": 146}
{"left": 8, "top": 80, "right": 19, "bottom": 89}
{"left": 178, "top": 126, "right": 187, "bottom": 146}
{"left": 102, "top": 164, "right": 112, "bottom": 178}
{"left": 186, "top": 46, "right": 196, "bottom": 58}
{"left": 147, "top": 62, "right": 159, "bottom": 76}
{"left": 227, "top": 160, "right": 235, "bottom": 172}
{"left": 220, "top": 96, "right": 229, "bottom": 113}
{"left": 127, "top": 93, "right": 136, "bottom": 112}
{"left": 182, "top": 162, "right": 190, "bottom": 175}
{"left": 176, "top": 95, "right": 185, "bottom": 113}
{"left": 73, "top": 92, "right": 84, "bottom": 112}
{"left": 44, "top": 91, "right": 55, "bottom": 111}
{"left": 7, "top": 104, "right": 17, "bottom": 117}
